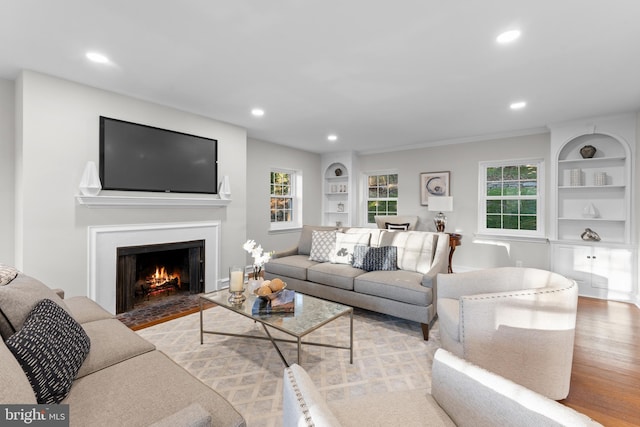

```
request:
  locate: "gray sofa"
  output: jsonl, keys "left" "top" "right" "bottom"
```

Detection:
{"left": 282, "top": 348, "right": 603, "bottom": 427}
{"left": 264, "top": 225, "right": 450, "bottom": 339}
{"left": 0, "top": 268, "right": 245, "bottom": 427}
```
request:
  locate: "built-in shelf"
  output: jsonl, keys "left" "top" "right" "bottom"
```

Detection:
{"left": 76, "top": 194, "right": 231, "bottom": 208}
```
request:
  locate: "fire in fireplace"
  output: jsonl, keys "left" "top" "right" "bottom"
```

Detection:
{"left": 116, "top": 240, "right": 205, "bottom": 314}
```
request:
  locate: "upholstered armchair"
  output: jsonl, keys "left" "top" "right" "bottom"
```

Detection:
{"left": 437, "top": 267, "right": 578, "bottom": 400}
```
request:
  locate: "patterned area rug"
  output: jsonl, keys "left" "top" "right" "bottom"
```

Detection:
{"left": 137, "top": 306, "right": 441, "bottom": 427}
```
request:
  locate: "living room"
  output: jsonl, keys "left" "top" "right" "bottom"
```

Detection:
{"left": 1, "top": 2, "right": 639, "bottom": 426}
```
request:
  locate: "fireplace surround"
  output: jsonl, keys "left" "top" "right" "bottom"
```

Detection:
{"left": 88, "top": 221, "right": 220, "bottom": 314}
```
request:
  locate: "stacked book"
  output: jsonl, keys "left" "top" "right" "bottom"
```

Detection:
{"left": 252, "top": 289, "right": 295, "bottom": 315}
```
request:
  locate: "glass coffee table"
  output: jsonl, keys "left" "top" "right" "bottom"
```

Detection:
{"left": 199, "top": 290, "right": 353, "bottom": 367}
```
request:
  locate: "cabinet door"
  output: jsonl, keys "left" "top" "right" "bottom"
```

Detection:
{"left": 591, "top": 247, "right": 633, "bottom": 294}
{"left": 553, "top": 245, "right": 591, "bottom": 287}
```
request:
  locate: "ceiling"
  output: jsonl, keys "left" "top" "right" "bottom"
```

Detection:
{"left": 2, "top": 1, "right": 640, "bottom": 154}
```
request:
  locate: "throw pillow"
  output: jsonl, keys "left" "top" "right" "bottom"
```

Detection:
{"left": 309, "top": 230, "right": 337, "bottom": 262}
{"left": 352, "top": 246, "right": 398, "bottom": 271}
{"left": 385, "top": 222, "right": 410, "bottom": 231}
{"left": 0, "top": 264, "right": 19, "bottom": 286}
{"left": 5, "top": 299, "right": 91, "bottom": 404}
{"left": 331, "top": 232, "right": 371, "bottom": 265}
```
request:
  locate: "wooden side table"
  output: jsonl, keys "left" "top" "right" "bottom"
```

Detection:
{"left": 447, "top": 233, "right": 462, "bottom": 273}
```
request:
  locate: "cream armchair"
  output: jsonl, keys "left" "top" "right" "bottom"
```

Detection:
{"left": 437, "top": 267, "right": 578, "bottom": 400}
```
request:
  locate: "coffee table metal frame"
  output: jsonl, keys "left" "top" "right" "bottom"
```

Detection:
{"left": 199, "top": 290, "right": 353, "bottom": 367}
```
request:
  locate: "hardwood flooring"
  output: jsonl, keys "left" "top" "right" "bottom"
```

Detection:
{"left": 561, "top": 297, "right": 640, "bottom": 426}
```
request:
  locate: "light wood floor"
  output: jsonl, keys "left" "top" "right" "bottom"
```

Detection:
{"left": 561, "top": 297, "right": 640, "bottom": 426}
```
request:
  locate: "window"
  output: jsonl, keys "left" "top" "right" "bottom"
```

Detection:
{"left": 270, "top": 169, "right": 302, "bottom": 231}
{"left": 478, "top": 159, "right": 544, "bottom": 237}
{"left": 365, "top": 172, "right": 399, "bottom": 224}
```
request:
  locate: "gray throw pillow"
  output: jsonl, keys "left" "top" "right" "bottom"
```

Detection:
{"left": 5, "top": 299, "right": 91, "bottom": 404}
{"left": 309, "top": 230, "right": 337, "bottom": 262}
{"left": 352, "top": 245, "right": 398, "bottom": 271}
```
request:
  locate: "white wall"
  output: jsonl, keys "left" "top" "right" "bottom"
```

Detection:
{"left": 358, "top": 132, "right": 552, "bottom": 270}
{"left": 246, "top": 138, "right": 321, "bottom": 256}
{"left": 0, "top": 78, "right": 15, "bottom": 264}
{"left": 15, "top": 71, "right": 247, "bottom": 297}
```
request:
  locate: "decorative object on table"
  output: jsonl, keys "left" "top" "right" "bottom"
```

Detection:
{"left": 428, "top": 196, "right": 454, "bottom": 232}
{"left": 242, "top": 239, "right": 272, "bottom": 280}
{"left": 79, "top": 161, "right": 102, "bottom": 196}
{"left": 228, "top": 266, "right": 246, "bottom": 305}
{"left": 580, "top": 144, "right": 597, "bottom": 159}
{"left": 337, "top": 202, "right": 345, "bottom": 212}
{"left": 253, "top": 278, "right": 287, "bottom": 300}
{"left": 569, "top": 168, "right": 582, "bottom": 186}
{"left": 420, "top": 171, "right": 450, "bottom": 205}
{"left": 218, "top": 175, "right": 231, "bottom": 199}
{"left": 594, "top": 172, "right": 607, "bottom": 186}
{"left": 334, "top": 168, "right": 342, "bottom": 176}
{"left": 252, "top": 288, "right": 295, "bottom": 315}
{"left": 582, "top": 203, "right": 599, "bottom": 218}
{"left": 581, "top": 228, "right": 601, "bottom": 241}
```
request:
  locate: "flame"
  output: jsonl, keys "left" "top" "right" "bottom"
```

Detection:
{"left": 147, "top": 266, "right": 181, "bottom": 288}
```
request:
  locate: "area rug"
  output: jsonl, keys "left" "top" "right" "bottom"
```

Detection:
{"left": 137, "top": 306, "right": 441, "bottom": 427}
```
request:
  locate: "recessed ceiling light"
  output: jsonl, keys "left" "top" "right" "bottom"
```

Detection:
{"left": 510, "top": 101, "right": 527, "bottom": 110}
{"left": 86, "top": 51, "right": 110, "bottom": 64}
{"left": 327, "top": 134, "right": 338, "bottom": 142}
{"left": 251, "top": 108, "right": 265, "bottom": 117}
{"left": 496, "top": 30, "right": 521, "bottom": 44}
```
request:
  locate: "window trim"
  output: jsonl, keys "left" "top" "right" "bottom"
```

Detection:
{"left": 269, "top": 168, "right": 302, "bottom": 232}
{"left": 361, "top": 169, "right": 399, "bottom": 226}
{"left": 477, "top": 158, "right": 545, "bottom": 238}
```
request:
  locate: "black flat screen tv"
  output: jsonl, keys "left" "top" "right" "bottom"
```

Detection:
{"left": 99, "top": 116, "right": 218, "bottom": 194}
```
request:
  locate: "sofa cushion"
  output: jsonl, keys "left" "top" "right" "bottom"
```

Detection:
{"left": 5, "top": 299, "right": 90, "bottom": 404}
{"left": 331, "top": 232, "right": 371, "bottom": 264}
{"left": 0, "top": 273, "right": 72, "bottom": 340}
{"left": 265, "top": 255, "right": 319, "bottom": 281}
{"left": 309, "top": 230, "right": 337, "bottom": 262}
{"left": 0, "top": 339, "right": 37, "bottom": 404}
{"left": 64, "top": 350, "right": 245, "bottom": 427}
{"left": 354, "top": 270, "right": 432, "bottom": 306}
{"left": 352, "top": 245, "right": 397, "bottom": 271}
{"left": 64, "top": 296, "right": 115, "bottom": 324}
{"left": 307, "top": 263, "right": 364, "bottom": 291}
{"left": 0, "top": 264, "right": 19, "bottom": 286}
{"left": 298, "top": 225, "right": 340, "bottom": 255}
{"left": 76, "top": 318, "right": 156, "bottom": 378}
{"left": 379, "top": 231, "right": 437, "bottom": 274}
{"left": 149, "top": 403, "right": 212, "bottom": 427}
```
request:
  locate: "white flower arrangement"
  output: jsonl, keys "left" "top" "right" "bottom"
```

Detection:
{"left": 242, "top": 240, "right": 272, "bottom": 279}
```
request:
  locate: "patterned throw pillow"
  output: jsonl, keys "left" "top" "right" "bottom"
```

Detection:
{"left": 331, "top": 232, "right": 371, "bottom": 264}
{"left": 352, "top": 245, "right": 398, "bottom": 271}
{"left": 309, "top": 230, "right": 337, "bottom": 262}
{"left": 385, "top": 222, "right": 410, "bottom": 231}
{"left": 0, "top": 264, "right": 19, "bottom": 286}
{"left": 5, "top": 299, "right": 91, "bottom": 404}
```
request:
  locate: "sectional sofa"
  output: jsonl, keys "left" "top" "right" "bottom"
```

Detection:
{"left": 264, "top": 225, "right": 450, "bottom": 339}
{"left": 0, "top": 266, "right": 245, "bottom": 427}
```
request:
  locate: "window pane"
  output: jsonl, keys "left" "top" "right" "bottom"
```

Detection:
{"left": 388, "top": 200, "right": 397, "bottom": 212}
{"left": 503, "top": 182, "right": 519, "bottom": 196}
{"left": 503, "top": 166, "right": 519, "bottom": 180}
{"left": 520, "top": 165, "right": 537, "bottom": 180}
{"left": 486, "top": 182, "right": 502, "bottom": 196}
{"left": 368, "top": 176, "right": 377, "bottom": 186}
{"left": 487, "top": 200, "right": 501, "bottom": 213}
{"left": 368, "top": 212, "right": 376, "bottom": 223}
{"left": 487, "top": 167, "right": 502, "bottom": 181}
{"left": 389, "top": 185, "right": 398, "bottom": 198}
{"left": 487, "top": 215, "right": 502, "bottom": 228}
{"left": 520, "top": 200, "right": 536, "bottom": 214}
{"left": 282, "top": 185, "right": 290, "bottom": 195}
{"left": 389, "top": 175, "right": 398, "bottom": 184}
{"left": 520, "top": 216, "right": 537, "bottom": 230}
{"left": 503, "top": 200, "right": 518, "bottom": 214}
{"left": 520, "top": 181, "right": 537, "bottom": 195}
{"left": 368, "top": 201, "right": 378, "bottom": 210}
{"left": 378, "top": 175, "right": 387, "bottom": 186}
{"left": 369, "top": 187, "right": 378, "bottom": 198}
{"left": 503, "top": 215, "right": 519, "bottom": 229}
{"left": 378, "top": 201, "right": 388, "bottom": 211}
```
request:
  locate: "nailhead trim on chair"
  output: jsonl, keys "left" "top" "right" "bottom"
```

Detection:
{"left": 286, "top": 368, "right": 315, "bottom": 427}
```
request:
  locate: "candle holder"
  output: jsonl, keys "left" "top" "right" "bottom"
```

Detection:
{"left": 228, "top": 287, "right": 246, "bottom": 305}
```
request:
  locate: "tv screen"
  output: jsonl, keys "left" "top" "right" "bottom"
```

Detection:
{"left": 99, "top": 116, "right": 218, "bottom": 194}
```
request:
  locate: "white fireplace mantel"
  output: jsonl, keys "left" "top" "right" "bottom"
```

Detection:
{"left": 76, "top": 193, "right": 231, "bottom": 208}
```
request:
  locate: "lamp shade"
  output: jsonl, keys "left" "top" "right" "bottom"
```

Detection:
{"left": 427, "top": 196, "right": 453, "bottom": 212}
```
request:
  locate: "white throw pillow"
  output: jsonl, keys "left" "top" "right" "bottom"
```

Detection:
{"left": 331, "top": 232, "right": 371, "bottom": 264}
{"left": 309, "top": 230, "right": 337, "bottom": 262}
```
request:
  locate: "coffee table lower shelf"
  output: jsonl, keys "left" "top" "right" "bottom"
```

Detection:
{"left": 199, "top": 291, "right": 353, "bottom": 367}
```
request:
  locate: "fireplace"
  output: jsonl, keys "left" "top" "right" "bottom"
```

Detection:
{"left": 116, "top": 240, "right": 205, "bottom": 314}
{"left": 88, "top": 221, "right": 221, "bottom": 315}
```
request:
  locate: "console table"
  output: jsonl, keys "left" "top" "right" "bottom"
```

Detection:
{"left": 448, "top": 233, "right": 462, "bottom": 273}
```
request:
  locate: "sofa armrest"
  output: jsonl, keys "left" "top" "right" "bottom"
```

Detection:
{"left": 149, "top": 403, "right": 212, "bottom": 427}
{"left": 271, "top": 246, "right": 299, "bottom": 259}
{"left": 283, "top": 364, "right": 342, "bottom": 427}
{"left": 420, "top": 269, "right": 437, "bottom": 288}
{"left": 431, "top": 348, "right": 602, "bottom": 426}
{"left": 52, "top": 288, "right": 65, "bottom": 299}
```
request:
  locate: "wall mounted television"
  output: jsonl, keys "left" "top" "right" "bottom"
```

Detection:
{"left": 99, "top": 116, "right": 218, "bottom": 194}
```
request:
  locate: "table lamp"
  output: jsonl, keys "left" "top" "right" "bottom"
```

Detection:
{"left": 428, "top": 196, "right": 453, "bottom": 232}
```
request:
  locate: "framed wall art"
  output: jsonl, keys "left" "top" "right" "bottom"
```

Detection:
{"left": 420, "top": 171, "right": 450, "bottom": 205}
